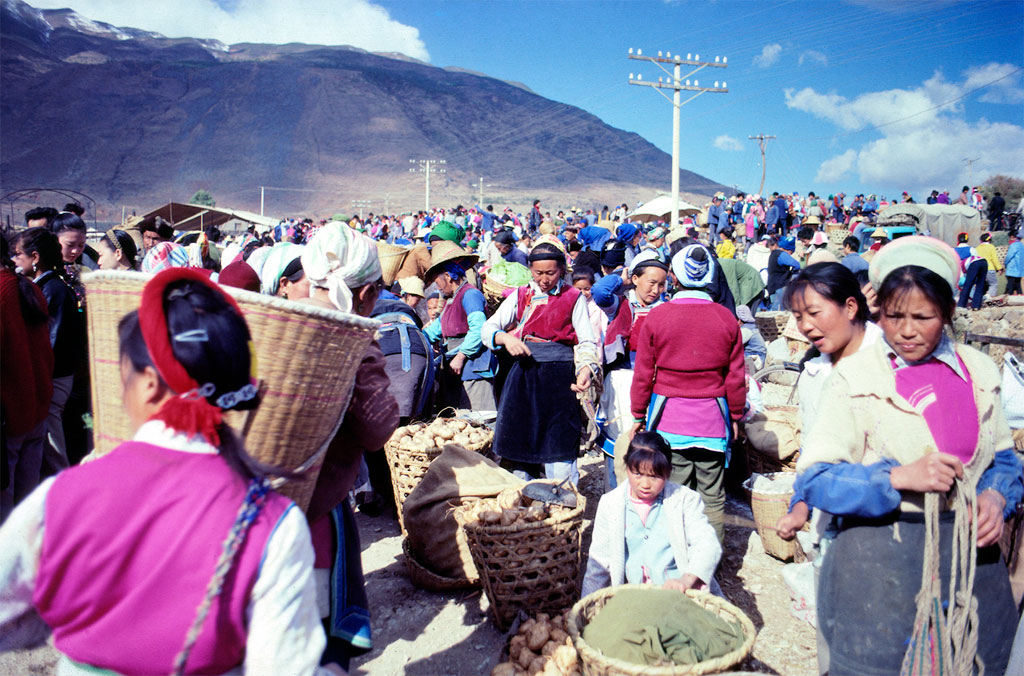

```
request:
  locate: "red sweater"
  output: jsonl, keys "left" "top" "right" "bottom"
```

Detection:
{"left": 1, "top": 269, "right": 54, "bottom": 435}
{"left": 630, "top": 298, "right": 746, "bottom": 420}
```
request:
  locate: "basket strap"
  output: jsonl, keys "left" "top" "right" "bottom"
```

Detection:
{"left": 171, "top": 478, "right": 270, "bottom": 676}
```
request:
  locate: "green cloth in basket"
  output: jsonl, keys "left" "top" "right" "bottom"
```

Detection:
{"left": 488, "top": 261, "right": 531, "bottom": 287}
{"left": 582, "top": 588, "right": 744, "bottom": 666}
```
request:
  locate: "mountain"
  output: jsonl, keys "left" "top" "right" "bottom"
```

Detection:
{"left": 0, "top": 0, "right": 730, "bottom": 219}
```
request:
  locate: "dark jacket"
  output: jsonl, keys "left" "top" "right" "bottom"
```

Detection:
{"left": 35, "top": 270, "right": 83, "bottom": 378}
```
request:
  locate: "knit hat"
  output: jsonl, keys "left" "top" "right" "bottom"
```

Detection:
{"left": 218, "top": 261, "right": 261, "bottom": 293}
{"left": 423, "top": 240, "right": 478, "bottom": 286}
{"left": 600, "top": 240, "right": 627, "bottom": 269}
{"left": 671, "top": 244, "right": 715, "bottom": 288}
{"left": 779, "top": 236, "right": 796, "bottom": 252}
{"left": 868, "top": 235, "right": 961, "bottom": 293}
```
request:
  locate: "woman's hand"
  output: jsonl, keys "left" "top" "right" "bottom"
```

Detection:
{"left": 890, "top": 453, "right": 964, "bottom": 494}
{"left": 976, "top": 489, "right": 1006, "bottom": 547}
{"left": 496, "top": 332, "right": 531, "bottom": 357}
{"left": 570, "top": 369, "right": 592, "bottom": 393}
{"left": 449, "top": 352, "right": 466, "bottom": 375}
{"left": 664, "top": 574, "right": 705, "bottom": 592}
{"left": 775, "top": 501, "right": 809, "bottom": 541}
{"left": 629, "top": 420, "right": 644, "bottom": 440}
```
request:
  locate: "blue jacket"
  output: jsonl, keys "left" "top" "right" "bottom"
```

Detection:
{"left": 1005, "top": 240, "right": 1024, "bottom": 277}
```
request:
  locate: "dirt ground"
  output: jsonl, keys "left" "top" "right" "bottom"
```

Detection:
{"left": 0, "top": 454, "right": 817, "bottom": 676}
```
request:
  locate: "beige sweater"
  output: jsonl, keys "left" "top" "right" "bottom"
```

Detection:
{"left": 797, "top": 340, "right": 1013, "bottom": 513}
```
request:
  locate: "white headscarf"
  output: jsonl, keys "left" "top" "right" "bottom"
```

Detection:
{"left": 300, "top": 223, "right": 382, "bottom": 312}
{"left": 259, "top": 242, "right": 305, "bottom": 295}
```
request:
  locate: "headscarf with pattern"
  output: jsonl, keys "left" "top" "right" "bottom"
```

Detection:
{"left": 300, "top": 222, "right": 381, "bottom": 312}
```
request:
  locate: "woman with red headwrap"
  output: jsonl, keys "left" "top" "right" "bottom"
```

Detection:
{"left": 0, "top": 269, "right": 343, "bottom": 675}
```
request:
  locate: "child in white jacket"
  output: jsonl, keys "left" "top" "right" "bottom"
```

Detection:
{"left": 582, "top": 432, "right": 722, "bottom": 598}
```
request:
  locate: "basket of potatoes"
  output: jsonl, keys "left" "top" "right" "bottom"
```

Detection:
{"left": 457, "top": 483, "right": 586, "bottom": 630}
{"left": 385, "top": 416, "right": 494, "bottom": 534}
{"left": 492, "top": 610, "right": 581, "bottom": 676}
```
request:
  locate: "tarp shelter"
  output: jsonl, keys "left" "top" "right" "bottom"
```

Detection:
{"left": 628, "top": 195, "right": 702, "bottom": 224}
{"left": 877, "top": 203, "right": 982, "bottom": 246}
{"left": 142, "top": 202, "right": 279, "bottom": 232}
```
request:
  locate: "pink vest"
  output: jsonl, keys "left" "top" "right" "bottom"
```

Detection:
{"left": 440, "top": 283, "right": 472, "bottom": 338}
{"left": 514, "top": 285, "right": 581, "bottom": 346}
{"left": 34, "top": 442, "right": 292, "bottom": 675}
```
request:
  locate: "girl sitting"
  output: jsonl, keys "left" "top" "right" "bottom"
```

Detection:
{"left": 582, "top": 432, "right": 721, "bottom": 597}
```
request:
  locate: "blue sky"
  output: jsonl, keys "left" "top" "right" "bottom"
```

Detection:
{"left": 31, "top": 0, "right": 1024, "bottom": 199}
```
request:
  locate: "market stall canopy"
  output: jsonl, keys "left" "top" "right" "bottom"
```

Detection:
{"left": 877, "top": 203, "right": 981, "bottom": 246}
{"left": 141, "top": 202, "right": 279, "bottom": 232}
{"left": 628, "top": 195, "right": 701, "bottom": 223}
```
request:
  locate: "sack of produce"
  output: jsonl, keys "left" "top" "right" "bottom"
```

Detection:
{"left": 404, "top": 445, "right": 523, "bottom": 581}
{"left": 483, "top": 261, "right": 530, "bottom": 309}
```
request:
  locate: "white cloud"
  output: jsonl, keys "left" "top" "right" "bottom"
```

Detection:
{"left": 29, "top": 0, "right": 430, "bottom": 60}
{"left": 753, "top": 43, "right": 781, "bottom": 68}
{"left": 815, "top": 150, "right": 857, "bottom": 182}
{"left": 713, "top": 135, "right": 743, "bottom": 152}
{"left": 798, "top": 50, "right": 827, "bottom": 67}
{"left": 786, "top": 64, "right": 1024, "bottom": 193}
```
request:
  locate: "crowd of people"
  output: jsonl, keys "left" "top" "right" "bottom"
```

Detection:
{"left": 1, "top": 189, "right": 1023, "bottom": 675}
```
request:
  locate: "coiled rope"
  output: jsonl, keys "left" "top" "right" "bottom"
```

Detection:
{"left": 900, "top": 479, "right": 982, "bottom": 676}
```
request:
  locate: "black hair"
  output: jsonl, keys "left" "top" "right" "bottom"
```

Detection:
{"left": 207, "top": 226, "right": 222, "bottom": 243}
{"left": 63, "top": 203, "right": 85, "bottom": 217}
{"left": 624, "top": 431, "right": 672, "bottom": 479}
{"left": 797, "top": 225, "right": 815, "bottom": 241}
{"left": 571, "top": 268, "right": 595, "bottom": 285}
{"left": 566, "top": 239, "right": 583, "bottom": 253}
{"left": 957, "top": 232, "right": 969, "bottom": 244}
{"left": 842, "top": 236, "right": 861, "bottom": 251}
{"left": 530, "top": 242, "right": 566, "bottom": 270}
{"left": 783, "top": 262, "right": 869, "bottom": 325}
{"left": 100, "top": 229, "right": 139, "bottom": 269}
{"left": 668, "top": 236, "right": 693, "bottom": 258}
{"left": 139, "top": 216, "right": 175, "bottom": 241}
{"left": 241, "top": 241, "right": 262, "bottom": 261}
{"left": 876, "top": 264, "right": 956, "bottom": 326}
{"left": 281, "top": 256, "right": 304, "bottom": 283}
{"left": 13, "top": 227, "right": 62, "bottom": 272}
{"left": 767, "top": 235, "right": 780, "bottom": 247}
{"left": 1, "top": 233, "right": 49, "bottom": 325}
{"left": 49, "top": 212, "right": 87, "bottom": 236}
{"left": 117, "top": 280, "right": 289, "bottom": 481}
{"left": 719, "top": 228, "right": 734, "bottom": 240}
{"left": 25, "top": 206, "right": 58, "bottom": 227}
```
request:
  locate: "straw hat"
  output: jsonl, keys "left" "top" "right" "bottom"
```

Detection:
{"left": 398, "top": 276, "right": 425, "bottom": 298}
{"left": 423, "top": 240, "right": 479, "bottom": 285}
{"left": 870, "top": 227, "right": 889, "bottom": 239}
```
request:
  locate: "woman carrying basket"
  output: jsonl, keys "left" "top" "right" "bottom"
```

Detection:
{"left": 482, "top": 242, "right": 600, "bottom": 484}
{"left": 794, "top": 236, "right": 1021, "bottom": 676}
{"left": 0, "top": 268, "right": 342, "bottom": 675}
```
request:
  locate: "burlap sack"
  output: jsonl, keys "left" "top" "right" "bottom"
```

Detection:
{"left": 743, "top": 405, "right": 801, "bottom": 461}
{"left": 404, "top": 445, "right": 524, "bottom": 579}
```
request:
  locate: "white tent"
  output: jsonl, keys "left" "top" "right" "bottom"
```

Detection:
{"left": 877, "top": 203, "right": 982, "bottom": 246}
{"left": 628, "top": 194, "right": 701, "bottom": 223}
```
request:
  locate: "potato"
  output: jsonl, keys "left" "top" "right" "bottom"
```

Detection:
{"left": 479, "top": 510, "right": 501, "bottom": 525}
{"left": 550, "top": 615, "right": 563, "bottom": 631}
{"left": 492, "top": 662, "right": 518, "bottom": 676}
{"left": 541, "top": 641, "right": 559, "bottom": 658}
{"left": 452, "top": 433, "right": 471, "bottom": 447}
{"left": 500, "top": 510, "right": 520, "bottom": 527}
{"left": 525, "top": 504, "right": 548, "bottom": 522}
{"left": 497, "top": 489, "right": 521, "bottom": 511}
{"left": 516, "top": 646, "right": 536, "bottom": 670}
{"left": 528, "top": 656, "right": 547, "bottom": 675}
{"left": 536, "top": 613, "right": 550, "bottom": 623}
{"left": 510, "top": 634, "right": 527, "bottom": 655}
{"left": 549, "top": 628, "right": 568, "bottom": 643}
{"left": 526, "top": 622, "right": 550, "bottom": 652}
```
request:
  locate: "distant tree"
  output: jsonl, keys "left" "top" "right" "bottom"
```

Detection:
{"left": 982, "top": 174, "right": 1024, "bottom": 206}
{"left": 190, "top": 189, "right": 216, "bottom": 207}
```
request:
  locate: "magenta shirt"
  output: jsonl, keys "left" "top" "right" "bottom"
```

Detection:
{"left": 892, "top": 356, "right": 979, "bottom": 464}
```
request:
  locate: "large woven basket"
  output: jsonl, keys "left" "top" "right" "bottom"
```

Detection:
{"left": 83, "top": 270, "right": 379, "bottom": 511}
{"left": 827, "top": 227, "right": 851, "bottom": 245}
{"left": 383, "top": 419, "right": 493, "bottom": 534}
{"left": 401, "top": 537, "right": 480, "bottom": 592}
{"left": 482, "top": 274, "right": 516, "bottom": 311}
{"left": 462, "top": 482, "right": 586, "bottom": 630}
{"left": 996, "top": 244, "right": 1009, "bottom": 266}
{"left": 754, "top": 311, "right": 790, "bottom": 343}
{"left": 567, "top": 585, "right": 757, "bottom": 676}
{"left": 376, "top": 240, "right": 410, "bottom": 286}
{"left": 742, "top": 473, "right": 801, "bottom": 562}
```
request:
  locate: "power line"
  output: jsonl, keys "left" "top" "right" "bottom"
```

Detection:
{"left": 409, "top": 159, "right": 446, "bottom": 211}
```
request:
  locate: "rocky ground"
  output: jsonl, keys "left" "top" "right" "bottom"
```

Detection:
{"left": 0, "top": 454, "right": 818, "bottom": 676}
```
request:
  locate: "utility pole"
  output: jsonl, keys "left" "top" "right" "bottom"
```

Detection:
{"left": 409, "top": 159, "right": 446, "bottom": 211}
{"left": 963, "top": 157, "right": 980, "bottom": 187}
{"left": 383, "top": 193, "right": 392, "bottom": 216}
{"left": 260, "top": 186, "right": 265, "bottom": 216}
{"left": 471, "top": 177, "right": 493, "bottom": 206}
{"left": 629, "top": 49, "right": 727, "bottom": 229}
{"left": 351, "top": 199, "right": 371, "bottom": 220}
{"left": 748, "top": 134, "right": 775, "bottom": 197}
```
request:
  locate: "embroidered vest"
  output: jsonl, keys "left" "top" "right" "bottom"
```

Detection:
{"left": 514, "top": 285, "right": 581, "bottom": 346}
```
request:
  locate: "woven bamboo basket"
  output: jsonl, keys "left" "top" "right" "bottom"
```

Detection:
{"left": 462, "top": 482, "right": 586, "bottom": 630}
{"left": 827, "top": 227, "right": 851, "bottom": 245}
{"left": 753, "top": 311, "right": 791, "bottom": 343}
{"left": 567, "top": 585, "right": 757, "bottom": 676}
{"left": 482, "top": 274, "right": 516, "bottom": 311}
{"left": 376, "top": 240, "right": 410, "bottom": 286}
{"left": 996, "top": 243, "right": 1009, "bottom": 266}
{"left": 383, "top": 419, "right": 494, "bottom": 534}
{"left": 742, "top": 473, "right": 801, "bottom": 562}
{"left": 82, "top": 270, "right": 379, "bottom": 511}
{"left": 401, "top": 537, "right": 480, "bottom": 592}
